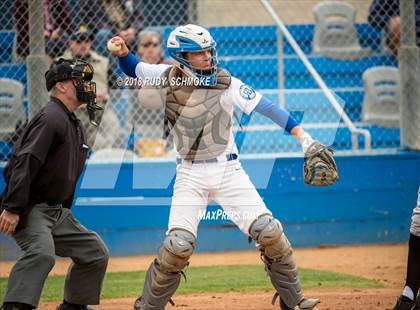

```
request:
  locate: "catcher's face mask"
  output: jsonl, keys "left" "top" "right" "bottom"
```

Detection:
{"left": 70, "top": 61, "right": 102, "bottom": 126}
{"left": 45, "top": 58, "right": 102, "bottom": 126}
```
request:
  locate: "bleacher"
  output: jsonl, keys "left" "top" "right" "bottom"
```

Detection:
{"left": 208, "top": 23, "right": 399, "bottom": 152}
{"left": 0, "top": 22, "right": 400, "bottom": 157}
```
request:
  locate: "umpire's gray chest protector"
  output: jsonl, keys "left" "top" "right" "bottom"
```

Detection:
{"left": 162, "top": 66, "right": 232, "bottom": 160}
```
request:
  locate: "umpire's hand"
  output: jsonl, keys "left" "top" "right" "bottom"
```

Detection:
{"left": 0, "top": 209, "right": 20, "bottom": 235}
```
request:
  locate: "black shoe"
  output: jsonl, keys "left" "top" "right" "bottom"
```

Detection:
{"left": 0, "top": 304, "right": 19, "bottom": 310}
{"left": 1, "top": 303, "right": 34, "bottom": 310}
{"left": 56, "top": 304, "right": 95, "bottom": 310}
{"left": 393, "top": 295, "right": 415, "bottom": 310}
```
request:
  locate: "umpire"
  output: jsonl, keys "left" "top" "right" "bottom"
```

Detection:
{"left": 0, "top": 59, "right": 109, "bottom": 310}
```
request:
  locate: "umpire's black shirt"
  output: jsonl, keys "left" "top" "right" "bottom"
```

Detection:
{"left": 0, "top": 97, "right": 88, "bottom": 215}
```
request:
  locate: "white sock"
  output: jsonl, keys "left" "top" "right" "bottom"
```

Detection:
{"left": 403, "top": 286, "right": 415, "bottom": 301}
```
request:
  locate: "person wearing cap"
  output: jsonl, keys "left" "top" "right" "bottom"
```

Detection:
{"left": 136, "top": 31, "right": 171, "bottom": 65}
{"left": 368, "top": 0, "right": 420, "bottom": 57}
{"left": 0, "top": 59, "right": 109, "bottom": 310}
{"left": 59, "top": 28, "right": 121, "bottom": 150}
{"left": 13, "top": 0, "right": 73, "bottom": 62}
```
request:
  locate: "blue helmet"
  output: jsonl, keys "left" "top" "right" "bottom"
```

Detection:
{"left": 167, "top": 24, "right": 218, "bottom": 87}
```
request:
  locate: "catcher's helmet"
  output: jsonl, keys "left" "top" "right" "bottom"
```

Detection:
{"left": 167, "top": 24, "right": 218, "bottom": 86}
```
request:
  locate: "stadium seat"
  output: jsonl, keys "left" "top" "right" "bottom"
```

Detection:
{"left": 361, "top": 66, "right": 400, "bottom": 128}
{"left": 312, "top": 1, "right": 371, "bottom": 59}
{"left": 0, "top": 78, "right": 26, "bottom": 140}
{"left": 0, "top": 64, "right": 27, "bottom": 93}
{"left": 6, "top": 23, "right": 397, "bottom": 156}
{"left": 219, "top": 57, "right": 278, "bottom": 89}
{"left": 161, "top": 24, "right": 382, "bottom": 57}
{"left": 219, "top": 54, "right": 396, "bottom": 89}
{"left": 162, "top": 25, "right": 278, "bottom": 57}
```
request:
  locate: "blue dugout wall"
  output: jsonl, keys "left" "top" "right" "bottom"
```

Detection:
{"left": 1, "top": 151, "right": 419, "bottom": 259}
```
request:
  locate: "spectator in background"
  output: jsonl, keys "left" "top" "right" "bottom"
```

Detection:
{"left": 72, "top": 0, "right": 143, "bottom": 56}
{"left": 59, "top": 27, "right": 122, "bottom": 151}
{"left": 127, "top": 30, "right": 173, "bottom": 156}
{"left": 368, "top": 0, "right": 420, "bottom": 56}
{"left": 136, "top": 31, "right": 171, "bottom": 65}
{"left": 13, "top": 0, "right": 72, "bottom": 62}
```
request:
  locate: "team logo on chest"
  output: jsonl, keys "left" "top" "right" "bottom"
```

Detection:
{"left": 239, "top": 84, "right": 256, "bottom": 100}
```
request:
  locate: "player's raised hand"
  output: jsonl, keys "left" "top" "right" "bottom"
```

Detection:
{"left": 107, "top": 36, "right": 129, "bottom": 57}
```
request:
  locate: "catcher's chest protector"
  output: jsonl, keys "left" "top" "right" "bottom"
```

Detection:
{"left": 162, "top": 67, "right": 232, "bottom": 160}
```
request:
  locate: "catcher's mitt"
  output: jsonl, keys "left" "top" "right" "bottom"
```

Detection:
{"left": 304, "top": 141, "right": 339, "bottom": 186}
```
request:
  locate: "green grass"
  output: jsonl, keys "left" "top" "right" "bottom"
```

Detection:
{"left": 0, "top": 265, "right": 383, "bottom": 302}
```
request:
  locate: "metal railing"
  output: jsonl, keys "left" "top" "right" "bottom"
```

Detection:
{"left": 261, "top": 0, "right": 372, "bottom": 151}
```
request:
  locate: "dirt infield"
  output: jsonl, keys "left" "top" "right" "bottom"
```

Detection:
{"left": 38, "top": 288, "right": 401, "bottom": 310}
{"left": 0, "top": 243, "right": 408, "bottom": 309}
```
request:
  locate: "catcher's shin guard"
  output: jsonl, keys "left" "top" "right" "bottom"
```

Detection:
{"left": 134, "top": 229, "right": 195, "bottom": 310}
{"left": 249, "top": 214, "right": 319, "bottom": 309}
{"left": 415, "top": 292, "right": 420, "bottom": 310}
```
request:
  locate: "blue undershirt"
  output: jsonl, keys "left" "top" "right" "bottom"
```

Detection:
{"left": 118, "top": 52, "right": 139, "bottom": 78}
{"left": 254, "top": 96, "right": 298, "bottom": 134}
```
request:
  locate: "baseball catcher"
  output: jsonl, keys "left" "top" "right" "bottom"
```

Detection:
{"left": 109, "top": 24, "right": 339, "bottom": 310}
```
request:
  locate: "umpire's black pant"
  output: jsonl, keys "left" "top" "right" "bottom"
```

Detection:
{"left": 3, "top": 203, "right": 109, "bottom": 308}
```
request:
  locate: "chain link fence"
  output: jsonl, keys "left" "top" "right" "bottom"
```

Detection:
{"left": 0, "top": 0, "right": 419, "bottom": 161}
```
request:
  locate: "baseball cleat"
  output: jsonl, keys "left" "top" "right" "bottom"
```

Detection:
{"left": 392, "top": 295, "right": 415, "bottom": 310}
{"left": 299, "top": 298, "right": 321, "bottom": 309}
{"left": 280, "top": 298, "right": 320, "bottom": 310}
{"left": 133, "top": 295, "right": 174, "bottom": 309}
